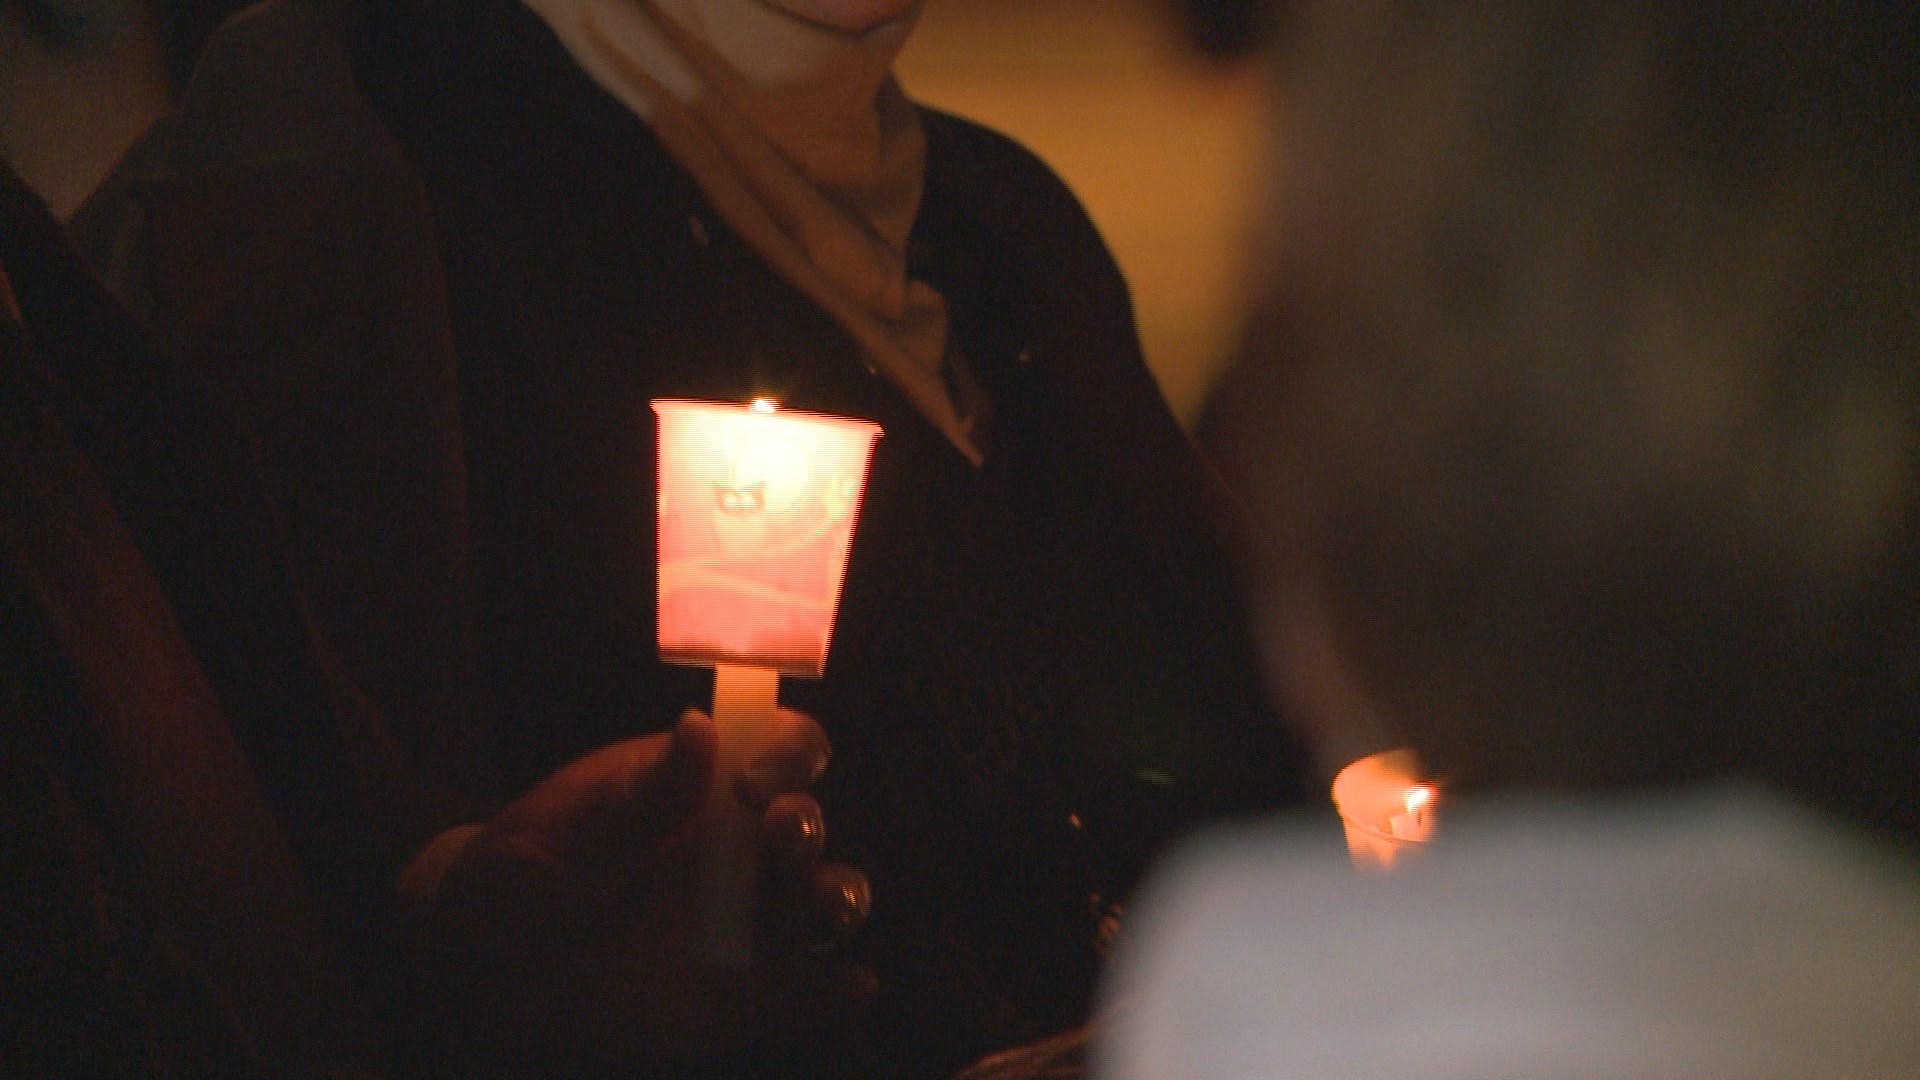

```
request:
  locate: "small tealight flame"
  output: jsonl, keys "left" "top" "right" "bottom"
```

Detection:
{"left": 1404, "top": 784, "right": 1435, "bottom": 816}
{"left": 749, "top": 397, "right": 778, "bottom": 413}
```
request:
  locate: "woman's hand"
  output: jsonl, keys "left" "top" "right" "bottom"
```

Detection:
{"left": 405, "top": 709, "right": 873, "bottom": 1076}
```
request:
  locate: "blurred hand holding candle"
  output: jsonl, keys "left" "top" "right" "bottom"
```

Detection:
{"left": 653, "top": 398, "right": 881, "bottom": 968}
{"left": 1330, "top": 749, "right": 1438, "bottom": 871}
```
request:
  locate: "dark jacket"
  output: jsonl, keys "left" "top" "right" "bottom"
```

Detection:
{"left": 78, "top": 3, "right": 1316, "bottom": 1076}
{"left": 2, "top": 161, "right": 425, "bottom": 1078}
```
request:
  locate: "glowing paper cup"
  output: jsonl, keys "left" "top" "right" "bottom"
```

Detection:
{"left": 653, "top": 398, "right": 881, "bottom": 968}
{"left": 1330, "top": 749, "right": 1438, "bottom": 872}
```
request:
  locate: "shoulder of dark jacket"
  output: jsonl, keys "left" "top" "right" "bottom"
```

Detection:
{"left": 918, "top": 106, "right": 1134, "bottom": 313}
{"left": 159, "top": 0, "right": 373, "bottom": 169}
{"left": 70, "top": 0, "right": 413, "bottom": 306}
{"left": 916, "top": 109, "right": 1234, "bottom": 517}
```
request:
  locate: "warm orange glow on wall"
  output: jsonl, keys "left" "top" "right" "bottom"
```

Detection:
{"left": 1330, "top": 749, "right": 1438, "bottom": 872}
{"left": 654, "top": 398, "right": 881, "bottom": 968}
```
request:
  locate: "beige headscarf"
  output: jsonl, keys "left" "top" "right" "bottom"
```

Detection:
{"left": 520, "top": 0, "right": 983, "bottom": 465}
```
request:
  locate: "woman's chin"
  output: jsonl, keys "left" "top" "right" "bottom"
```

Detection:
{"left": 754, "top": 0, "right": 921, "bottom": 34}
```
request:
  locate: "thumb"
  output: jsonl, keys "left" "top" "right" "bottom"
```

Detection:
{"left": 622, "top": 709, "right": 718, "bottom": 848}
{"left": 517, "top": 710, "right": 718, "bottom": 866}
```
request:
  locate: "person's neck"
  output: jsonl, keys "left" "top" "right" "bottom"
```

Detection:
{"left": 644, "top": 0, "right": 917, "bottom": 192}
{"left": 0, "top": 26, "right": 172, "bottom": 220}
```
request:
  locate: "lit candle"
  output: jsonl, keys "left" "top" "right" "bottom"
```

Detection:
{"left": 1329, "top": 750, "right": 1439, "bottom": 872}
{"left": 654, "top": 398, "right": 882, "bottom": 968}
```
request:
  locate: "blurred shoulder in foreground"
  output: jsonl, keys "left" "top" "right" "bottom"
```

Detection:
{"left": 1104, "top": 787, "right": 1920, "bottom": 1080}
{"left": 1115, "top": 2, "right": 1918, "bottom": 1077}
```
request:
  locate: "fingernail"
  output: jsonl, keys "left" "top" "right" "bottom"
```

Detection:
{"left": 819, "top": 866, "right": 872, "bottom": 931}
{"left": 803, "top": 867, "right": 872, "bottom": 954}
{"left": 764, "top": 793, "right": 825, "bottom": 854}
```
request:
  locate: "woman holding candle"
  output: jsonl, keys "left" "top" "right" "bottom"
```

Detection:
{"left": 73, "top": 1, "right": 1318, "bottom": 1077}
{"left": 4, "top": 154, "right": 859, "bottom": 1079}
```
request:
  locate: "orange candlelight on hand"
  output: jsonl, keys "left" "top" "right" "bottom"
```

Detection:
{"left": 653, "top": 398, "right": 881, "bottom": 968}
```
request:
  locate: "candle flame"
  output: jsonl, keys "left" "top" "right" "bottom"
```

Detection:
{"left": 1404, "top": 784, "right": 1435, "bottom": 815}
{"left": 750, "top": 397, "right": 778, "bottom": 413}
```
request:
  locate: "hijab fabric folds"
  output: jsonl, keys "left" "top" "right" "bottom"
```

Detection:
{"left": 520, "top": 0, "right": 984, "bottom": 464}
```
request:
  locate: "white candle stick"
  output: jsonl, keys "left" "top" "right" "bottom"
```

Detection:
{"left": 654, "top": 399, "right": 880, "bottom": 969}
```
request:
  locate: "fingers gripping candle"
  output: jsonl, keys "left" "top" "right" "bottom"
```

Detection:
{"left": 654, "top": 399, "right": 881, "bottom": 969}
